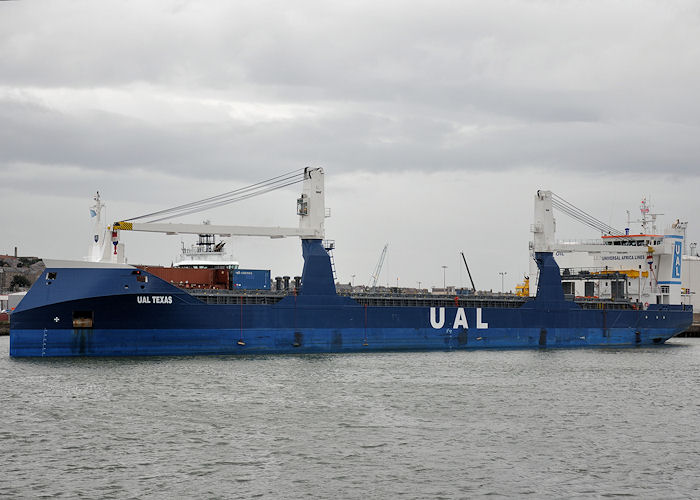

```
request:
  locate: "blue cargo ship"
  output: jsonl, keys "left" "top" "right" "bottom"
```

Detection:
{"left": 9, "top": 169, "right": 693, "bottom": 357}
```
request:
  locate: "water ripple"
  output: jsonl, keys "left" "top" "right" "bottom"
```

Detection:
{"left": 1, "top": 337, "right": 699, "bottom": 498}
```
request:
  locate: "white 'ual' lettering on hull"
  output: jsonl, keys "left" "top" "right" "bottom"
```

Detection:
{"left": 429, "top": 307, "right": 488, "bottom": 330}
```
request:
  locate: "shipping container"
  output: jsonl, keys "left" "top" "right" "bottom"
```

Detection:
{"left": 232, "top": 269, "right": 271, "bottom": 290}
{"left": 138, "top": 266, "right": 229, "bottom": 290}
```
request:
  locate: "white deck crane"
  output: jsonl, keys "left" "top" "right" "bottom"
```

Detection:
{"left": 370, "top": 244, "right": 388, "bottom": 289}
{"left": 93, "top": 168, "right": 328, "bottom": 263}
{"left": 530, "top": 190, "right": 686, "bottom": 306}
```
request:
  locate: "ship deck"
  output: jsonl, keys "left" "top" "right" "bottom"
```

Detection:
{"left": 188, "top": 289, "right": 638, "bottom": 310}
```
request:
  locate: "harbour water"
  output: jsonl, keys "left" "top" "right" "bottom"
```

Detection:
{"left": 1, "top": 336, "right": 699, "bottom": 498}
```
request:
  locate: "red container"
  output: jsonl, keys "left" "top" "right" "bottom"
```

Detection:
{"left": 137, "top": 266, "right": 225, "bottom": 289}
{"left": 214, "top": 269, "right": 229, "bottom": 285}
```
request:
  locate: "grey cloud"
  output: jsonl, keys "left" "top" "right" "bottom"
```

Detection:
{"left": 2, "top": 92, "right": 700, "bottom": 196}
{"left": 1, "top": 0, "right": 700, "bottom": 186}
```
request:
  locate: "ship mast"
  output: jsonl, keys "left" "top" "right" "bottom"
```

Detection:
{"left": 87, "top": 191, "right": 109, "bottom": 262}
{"left": 626, "top": 198, "right": 663, "bottom": 235}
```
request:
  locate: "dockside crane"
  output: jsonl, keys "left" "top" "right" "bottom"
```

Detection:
{"left": 370, "top": 244, "right": 388, "bottom": 289}
{"left": 461, "top": 251, "right": 477, "bottom": 292}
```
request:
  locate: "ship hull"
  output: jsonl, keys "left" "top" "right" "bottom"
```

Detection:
{"left": 8, "top": 254, "right": 693, "bottom": 357}
{"left": 9, "top": 324, "right": 689, "bottom": 357}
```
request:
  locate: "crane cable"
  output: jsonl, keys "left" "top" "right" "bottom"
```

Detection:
{"left": 551, "top": 193, "right": 624, "bottom": 236}
{"left": 123, "top": 169, "right": 305, "bottom": 223}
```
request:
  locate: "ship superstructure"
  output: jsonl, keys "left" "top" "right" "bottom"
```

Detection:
{"left": 173, "top": 223, "right": 239, "bottom": 271}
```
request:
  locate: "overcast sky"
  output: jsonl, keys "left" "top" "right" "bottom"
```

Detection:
{"left": 1, "top": 0, "right": 699, "bottom": 291}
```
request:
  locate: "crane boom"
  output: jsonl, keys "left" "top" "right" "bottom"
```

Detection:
{"left": 112, "top": 221, "right": 320, "bottom": 239}
{"left": 370, "top": 244, "right": 388, "bottom": 288}
{"left": 461, "top": 251, "right": 476, "bottom": 292}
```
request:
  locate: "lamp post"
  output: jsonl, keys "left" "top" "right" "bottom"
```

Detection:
{"left": 442, "top": 265, "right": 447, "bottom": 289}
{"left": 351, "top": 274, "right": 355, "bottom": 286}
{"left": 417, "top": 281, "right": 421, "bottom": 292}
{"left": 499, "top": 271, "right": 507, "bottom": 293}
